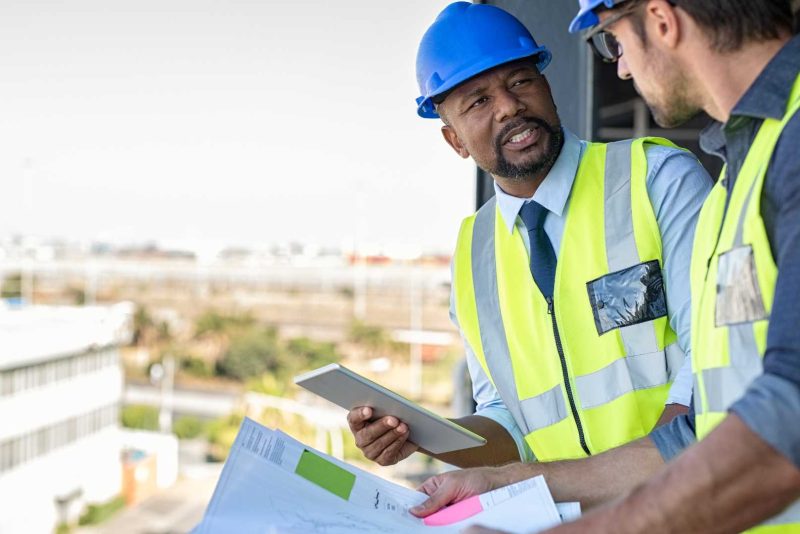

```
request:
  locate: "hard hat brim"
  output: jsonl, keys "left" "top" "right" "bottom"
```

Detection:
{"left": 416, "top": 47, "right": 551, "bottom": 119}
{"left": 568, "top": 8, "right": 601, "bottom": 33}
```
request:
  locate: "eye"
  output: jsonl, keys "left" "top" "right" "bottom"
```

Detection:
{"left": 468, "top": 96, "right": 489, "bottom": 110}
{"left": 511, "top": 78, "right": 531, "bottom": 87}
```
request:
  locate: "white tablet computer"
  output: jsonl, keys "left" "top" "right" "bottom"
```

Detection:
{"left": 294, "top": 363, "right": 486, "bottom": 454}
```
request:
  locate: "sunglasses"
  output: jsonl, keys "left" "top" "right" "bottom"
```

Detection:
{"left": 585, "top": 0, "right": 678, "bottom": 63}
{"left": 584, "top": 1, "right": 640, "bottom": 63}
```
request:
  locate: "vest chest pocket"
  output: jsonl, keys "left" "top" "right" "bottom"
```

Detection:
{"left": 586, "top": 260, "right": 668, "bottom": 336}
{"left": 715, "top": 245, "right": 768, "bottom": 326}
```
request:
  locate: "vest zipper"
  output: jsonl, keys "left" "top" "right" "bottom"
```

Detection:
{"left": 547, "top": 296, "right": 591, "bottom": 457}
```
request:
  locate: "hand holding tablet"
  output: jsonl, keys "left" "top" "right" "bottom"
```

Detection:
{"left": 294, "top": 363, "right": 486, "bottom": 456}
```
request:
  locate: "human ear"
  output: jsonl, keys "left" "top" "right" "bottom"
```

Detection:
{"left": 646, "top": 0, "right": 680, "bottom": 49}
{"left": 441, "top": 125, "right": 470, "bottom": 159}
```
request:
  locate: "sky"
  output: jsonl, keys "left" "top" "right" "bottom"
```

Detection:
{"left": 0, "top": 0, "right": 474, "bottom": 255}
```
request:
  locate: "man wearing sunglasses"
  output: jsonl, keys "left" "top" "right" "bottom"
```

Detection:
{"left": 347, "top": 1, "right": 712, "bottom": 473}
{"left": 411, "top": 1, "right": 800, "bottom": 532}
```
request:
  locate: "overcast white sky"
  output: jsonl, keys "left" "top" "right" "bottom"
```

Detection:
{"left": 0, "top": 0, "right": 474, "bottom": 255}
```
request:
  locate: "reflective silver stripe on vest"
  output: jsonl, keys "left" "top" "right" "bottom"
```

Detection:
{"left": 729, "top": 178, "right": 764, "bottom": 368}
{"left": 700, "top": 364, "right": 763, "bottom": 413}
{"left": 697, "top": 179, "right": 767, "bottom": 416}
{"left": 693, "top": 373, "right": 704, "bottom": 414}
{"left": 472, "top": 199, "right": 554, "bottom": 441}
{"left": 665, "top": 342, "right": 685, "bottom": 381}
{"left": 519, "top": 384, "right": 568, "bottom": 432}
{"left": 575, "top": 347, "right": 679, "bottom": 409}
{"left": 604, "top": 140, "right": 660, "bottom": 357}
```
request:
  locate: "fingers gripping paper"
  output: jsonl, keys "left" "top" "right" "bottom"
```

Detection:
{"left": 194, "top": 417, "right": 574, "bottom": 533}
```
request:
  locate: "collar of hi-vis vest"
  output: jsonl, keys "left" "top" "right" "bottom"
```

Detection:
{"left": 700, "top": 33, "right": 800, "bottom": 159}
{"left": 493, "top": 128, "right": 584, "bottom": 234}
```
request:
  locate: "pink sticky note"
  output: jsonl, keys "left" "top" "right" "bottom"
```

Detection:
{"left": 422, "top": 495, "right": 483, "bottom": 526}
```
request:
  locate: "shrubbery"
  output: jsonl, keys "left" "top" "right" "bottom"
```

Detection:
{"left": 173, "top": 416, "right": 206, "bottom": 439}
{"left": 216, "top": 328, "right": 340, "bottom": 382}
{"left": 78, "top": 495, "right": 126, "bottom": 525}
{"left": 121, "top": 405, "right": 160, "bottom": 431}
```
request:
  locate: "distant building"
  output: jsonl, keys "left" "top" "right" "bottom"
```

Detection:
{"left": 0, "top": 303, "right": 133, "bottom": 533}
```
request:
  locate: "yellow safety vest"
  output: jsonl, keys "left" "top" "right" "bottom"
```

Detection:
{"left": 453, "top": 138, "right": 685, "bottom": 461}
{"left": 691, "top": 75, "right": 800, "bottom": 531}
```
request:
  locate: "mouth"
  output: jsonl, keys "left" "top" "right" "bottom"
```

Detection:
{"left": 501, "top": 125, "right": 542, "bottom": 152}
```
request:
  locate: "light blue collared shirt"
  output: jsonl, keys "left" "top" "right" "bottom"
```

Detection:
{"left": 450, "top": 129, "right": 712, "bottom": 461}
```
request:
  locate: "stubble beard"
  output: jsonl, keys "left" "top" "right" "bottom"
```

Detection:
{"left": 636, "top": 58, "right": 700, "bottom": 128}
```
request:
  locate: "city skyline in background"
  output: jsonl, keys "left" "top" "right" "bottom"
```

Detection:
{"left": 0, "top": 0, "right": 474, "bottom": 257}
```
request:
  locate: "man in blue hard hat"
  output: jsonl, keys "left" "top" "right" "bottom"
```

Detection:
{"left": 347, "top": 1, "right": 712, "bottom": 471}
{"left": 408, "top": 1, "right": 800, "bottom": 532}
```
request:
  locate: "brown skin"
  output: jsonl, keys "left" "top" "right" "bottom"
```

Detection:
{"left": 416, "top": 2, "right": 800, "bottom": 532}
{"left": 436, "top": 58, "right": 562, "bottom": 197}
{"left": 411, "top": 433, "right": 664, "bottom": 518}
{"left": 654, "top": 402, "right": 687, "bottom": 427}
{"left": 347, "top": 56, "right": 686, "bottom": 469}
{"left": 347, "top": 407, "right": 520, "bottom": 468}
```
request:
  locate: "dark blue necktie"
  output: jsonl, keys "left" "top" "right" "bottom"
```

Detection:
{"left": 519, "top": 200, "right": 557, "bottom": 300}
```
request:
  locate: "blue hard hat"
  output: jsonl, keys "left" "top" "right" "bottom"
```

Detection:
{"left": 569, "top": 0, "right": 626, "bottom": 33}
{"left": 415, "top": 2, "right": 551, "bottom": 119}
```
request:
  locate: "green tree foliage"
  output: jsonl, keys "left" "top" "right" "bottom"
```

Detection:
{"left": 78, "top": 496, "right": 126, "bottom": 526}
{"left": 348, "top": 320, "right": 404, "bottom": 356}
{"left": 216, "top": 327, "right": 283, "bottom": 380}
{"left": 121, "top": 405, "right": 160, "bottom": 431}
{"left": 286, "top": 337, "right": 339, "bottom": 370}
{"left": 195, "top": 310, "right": 256, "bottom": 337}
{"left": 173, "top": 416, "right": 206, "bottom": 439}
{"left": 348, "top": 320, "right": 388, "bottom": 350}
{"left": 132, "top": 305, "right": 155, "bottom": 345}
{"left": 0, "top": 272, "right": 22, "bottom": 299}
{"left": 216, "top": 328, "right": 343, "bottom": 382}
{"left": 206, "top": 413, "right": 244, "bottom": 461}
{"left": 179, "top": 355, "right": 213, "bottom": 378}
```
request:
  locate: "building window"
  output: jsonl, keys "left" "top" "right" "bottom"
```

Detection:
{"left": 0, "top": 403, "right": 119, "bottom": 474}
{"left": 0, "top": 347, "right": 120, "bottom": 397}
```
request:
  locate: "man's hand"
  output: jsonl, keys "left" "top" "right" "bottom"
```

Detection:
{"left": 410, "top": 466, "right": 510, "bottom": 517}
{"left": 347, "top": 406, "right": 418, "bottom": 466}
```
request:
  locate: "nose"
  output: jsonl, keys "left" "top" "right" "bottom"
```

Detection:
{"left": 494, "top": 89, "right": 525, "bottom": 122}
{"left": 617, "top": 55, "right": 632, "bottom": 81}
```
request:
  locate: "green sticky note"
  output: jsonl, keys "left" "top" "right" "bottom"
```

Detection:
{"left": 295, "top": 449, "right": 356, "bottom": 500}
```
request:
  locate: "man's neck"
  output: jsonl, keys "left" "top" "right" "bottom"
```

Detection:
{"left": 493, "top": 172, "right": 547, "bottom": 199}
{"left": 691, "top": 35, "right": 790, "bottom": 123}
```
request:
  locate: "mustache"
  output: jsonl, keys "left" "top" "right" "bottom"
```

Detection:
{"left": 494, "top": 116, "right": 558, "bottom": 148}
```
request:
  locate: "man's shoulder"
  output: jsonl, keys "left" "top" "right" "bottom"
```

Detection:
{"left": 641, "top": 139, "right": 695, "bottom": 162}
{"left": 766, "top": 110, "right": 800, "bottom": 199}
{"left": 640, "top": 140, "right": 708, "bottom": 184}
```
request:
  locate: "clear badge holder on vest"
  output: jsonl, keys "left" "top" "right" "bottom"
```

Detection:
{"left": 715, "top": 245, "right": 769, "bottom": 326}
{"left": 586, "top": 259, "right": 668, "bottom": 336}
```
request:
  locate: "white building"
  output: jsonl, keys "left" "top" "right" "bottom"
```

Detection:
{"left": 0, "top": 303, "right": 133, "bottom": 534}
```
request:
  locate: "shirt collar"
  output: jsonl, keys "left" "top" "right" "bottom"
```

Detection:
{"left": 700, "top": 33, "right": 800, "bottom": 157}
{"left": 493, "top": 128, "right": 584, "bottom": 234}
{"left": 732, "top": 33, "right": 800, "bottom": 121}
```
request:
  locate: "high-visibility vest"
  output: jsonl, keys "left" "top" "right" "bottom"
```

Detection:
{"left": 691, "top": 75, "right": 800, "bottom": 531}
{"left": 453, "top": 138, "right": 685, "bottom": 461}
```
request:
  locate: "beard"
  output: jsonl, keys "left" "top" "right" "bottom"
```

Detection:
{"left": 634, "top": 62, "right": 700, "bottom": 128}
{"left": 489, "top": 117, "right": 564, "bottom": 181}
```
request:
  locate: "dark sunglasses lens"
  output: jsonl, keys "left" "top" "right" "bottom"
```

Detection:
{"left": 590, "top": 32, "right": 621, "bottom": 63}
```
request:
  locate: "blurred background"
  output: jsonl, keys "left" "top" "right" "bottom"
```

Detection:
{"left": 2, "top": 1, "right": 799, "bottom": 533}
{"left": 0, "top": 0, "right": 471, "bottom": 532}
